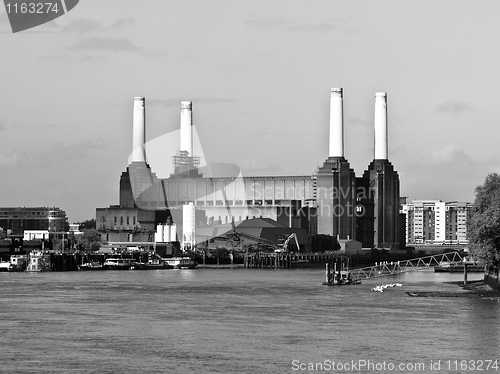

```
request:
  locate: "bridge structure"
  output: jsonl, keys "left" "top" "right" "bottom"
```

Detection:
{"left": 350, "top": 252, "right": 465, "bottom": 280}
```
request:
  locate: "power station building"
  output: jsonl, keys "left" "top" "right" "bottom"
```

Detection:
{"left": 96, "top": 89, "right": 404, "bottom": 251}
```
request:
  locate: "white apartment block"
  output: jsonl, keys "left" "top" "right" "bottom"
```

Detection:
{"left": 401, "top": 200, "right": 472, "bottom": 244}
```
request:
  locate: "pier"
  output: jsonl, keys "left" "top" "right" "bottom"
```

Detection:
{"left": 349, "top": 252, "right": 465, "bottom": 280}
{"left": 243, "top": 252, "right": 342, "bottom": 269}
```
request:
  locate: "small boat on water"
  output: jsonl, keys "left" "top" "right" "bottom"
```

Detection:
{"left": 26, "top": 251, "right": 53, "bottom": 272}
{"left": 163, "top": 257, "right": 197, "bottom": 269}
{"left": 0, "top": 262, "right": 17, "bottom": 272}
{"left": 78, "top": 261, "right": 105, "bottom": 271}
{"left": 103, "top": 258, "right": 138, "bottom": 270}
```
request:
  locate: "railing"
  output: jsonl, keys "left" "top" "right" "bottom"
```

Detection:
{"left": 350, "top": 252, "right": 464, "bottom": 280}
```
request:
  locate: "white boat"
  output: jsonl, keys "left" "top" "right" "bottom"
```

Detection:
{"left": 0, "top": 262, "right": 16, "bottom": 272}
{"left": 103, "top": 258, "right": 138, "bottom": 270}
{"left": 163, "top": 257, "right": 197, "bottom": 269}
{"left": 78, "top": 261, "right": 105, "bottom": 271}
{"left": 26, "top": 251, "right": 53, "bottom": 272}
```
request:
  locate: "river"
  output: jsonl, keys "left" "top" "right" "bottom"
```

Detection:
{"left": 0, "top": 268, "right": 498, "bottom": 373}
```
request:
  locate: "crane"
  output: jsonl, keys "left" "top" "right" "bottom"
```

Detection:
{"left": 275, "top": 233, "right": 300, "bottom": 253}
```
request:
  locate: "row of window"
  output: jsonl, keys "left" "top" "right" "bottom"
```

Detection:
{"left": 171, "top": 200, "right": 284, "bottom": 206}
{"left": 113, "top": 216, "right": 136, "bottom": 226}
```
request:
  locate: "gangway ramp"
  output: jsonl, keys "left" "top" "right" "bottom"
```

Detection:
{"left": 350, "top": 252, "right": 464, "bottom": 280}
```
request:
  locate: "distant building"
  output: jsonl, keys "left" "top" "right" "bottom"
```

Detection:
{"left": 23, "top": 230, "right": 50, "bottom": 241}
{"left": 401, "top": 200, "right": 473, "bottom": 244}
{"left": 0, "top": 207, "right": 69, "bottom": 235}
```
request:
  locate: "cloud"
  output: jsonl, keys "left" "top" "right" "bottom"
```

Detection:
{"left": 0, "top": 119, "right": 6, "bottom": 132}
{"left": 141, "top": 50, "right": 170, "bottom": 59}
{"left": 111, "top": 17, "right": 135, "bottom": 29}
{"left": 0, "top": 149, "right": 21, "bottom": 167}
{"left": 436, "top": 101, "right": 476, "bottom": 116}
{"left": 246, "top": 17, "right": 348, "bottom": 33}
{"left": 59, "top": 17, "right": 135, "bottom": 34}
{"left": 0, "top": 140, "right": 106, "bottom": 170}
{"left": 288, "top": 22, "right": 346, "bottom": 33}
{"left": 59, "top": 18, "right": 105, "bottom": 34}
{"left": 67, "top": 36, "right": 142, "bottom": 52}
{"left": 430, "top": 144, "right": 476, "bottom": 166}
{"left": 246, "top": 17, "right": 290, "bottom": 29}
{"left": 399, "top": 145, "right": 500, "bottom": 203}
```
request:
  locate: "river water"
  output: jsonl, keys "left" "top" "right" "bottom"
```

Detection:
{"left": 0, "top": 268, "right": 498, "bottom": 373}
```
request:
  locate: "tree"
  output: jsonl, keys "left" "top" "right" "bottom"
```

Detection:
{"left": 74, "top": 229, "right": 102, "bottom": 252}
{"left": 79, "top": 219, "right": 96, "bottom": 230}
{"left": 468, "top": 173, "right": 500, "bottom": 265}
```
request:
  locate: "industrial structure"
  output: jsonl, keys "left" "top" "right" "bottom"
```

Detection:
{"left": 96, "top": 89, "right": 405, "bottom": 251}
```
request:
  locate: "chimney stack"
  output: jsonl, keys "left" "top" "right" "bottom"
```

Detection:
{"left": 374, "top": 92, "right": 388, "bottom": 160}
{"left": 180, "top": 101, "right": 193, "bottom": 156}
{"left": 132, "top": 97, "right": 146, "bottom": 163}
{"left": 329, "top": 88, "right": 344, "bottom": 158}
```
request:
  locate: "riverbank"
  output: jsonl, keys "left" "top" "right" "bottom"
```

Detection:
{"left": 450, "top": 279, "right": 500, "bottom": 296}
{"left": 406, "top": 280, "right": 500, "bottom": 299}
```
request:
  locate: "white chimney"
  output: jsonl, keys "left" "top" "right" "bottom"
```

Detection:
{"left": 374, "top": 92, "right": 388, "bottom": 160}
{"left": 329, "top": 88, "right": 344, "bottom": 158}
{"left": 132, "top": 97, "right": 146, "bottom": 163}
{"left": 180, "top": 101, "right": 193, "bottom": 156}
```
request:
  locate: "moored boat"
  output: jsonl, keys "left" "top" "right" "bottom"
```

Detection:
{"left": 26, "top": 251, "right": 53, "bottom": 272}
{"left": 78, "top": 261, "right": 105, "bottom": 271}
{"left": 103, "top": 258, "right": 138, "bottom": 270}
{"left": 0, "top": 262, "right": 17, "bottom": 272}
{"left": 163, "top": 257, "right": 197, "bottom": 269}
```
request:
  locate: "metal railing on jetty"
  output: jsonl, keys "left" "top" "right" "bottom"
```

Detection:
{"left": 244, "top": 252, "right": 340, "bottom": 269}
{"left": 349, "top": 252, "right": 464, "bottom": 280}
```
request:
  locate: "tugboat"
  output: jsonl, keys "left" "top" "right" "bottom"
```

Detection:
{"left": 133, "top": 253, "right": 173, "bottom": 270}
{"left": 26, "top": 251, "right": 53, "bottom": 272}
{"left": 103, "top": 257, "right": 138, "bottom": 270}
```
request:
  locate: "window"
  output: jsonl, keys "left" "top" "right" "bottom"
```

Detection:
{"left": 133, "top": 217, "right": 136, "bottom": 225}
{"left": 120, "top": 217, "right": 123, "bottom": 225}
{"left": 114, "top": 216, "right": 117, "bottom": 224}
{"left": 126, "top": 216, "right": 129, "bottom": 225}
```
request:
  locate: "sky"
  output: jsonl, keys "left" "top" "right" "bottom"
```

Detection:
{"left": 1, "top": 0, "right": 499, "bottom": 223}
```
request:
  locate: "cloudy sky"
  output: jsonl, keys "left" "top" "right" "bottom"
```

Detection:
{"left": 0, "top": 1, "right": 499, "bottom": 222}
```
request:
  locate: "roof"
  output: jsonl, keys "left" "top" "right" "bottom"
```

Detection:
{"left": 236, "top": 218, "right": 287, "bottom": 228}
